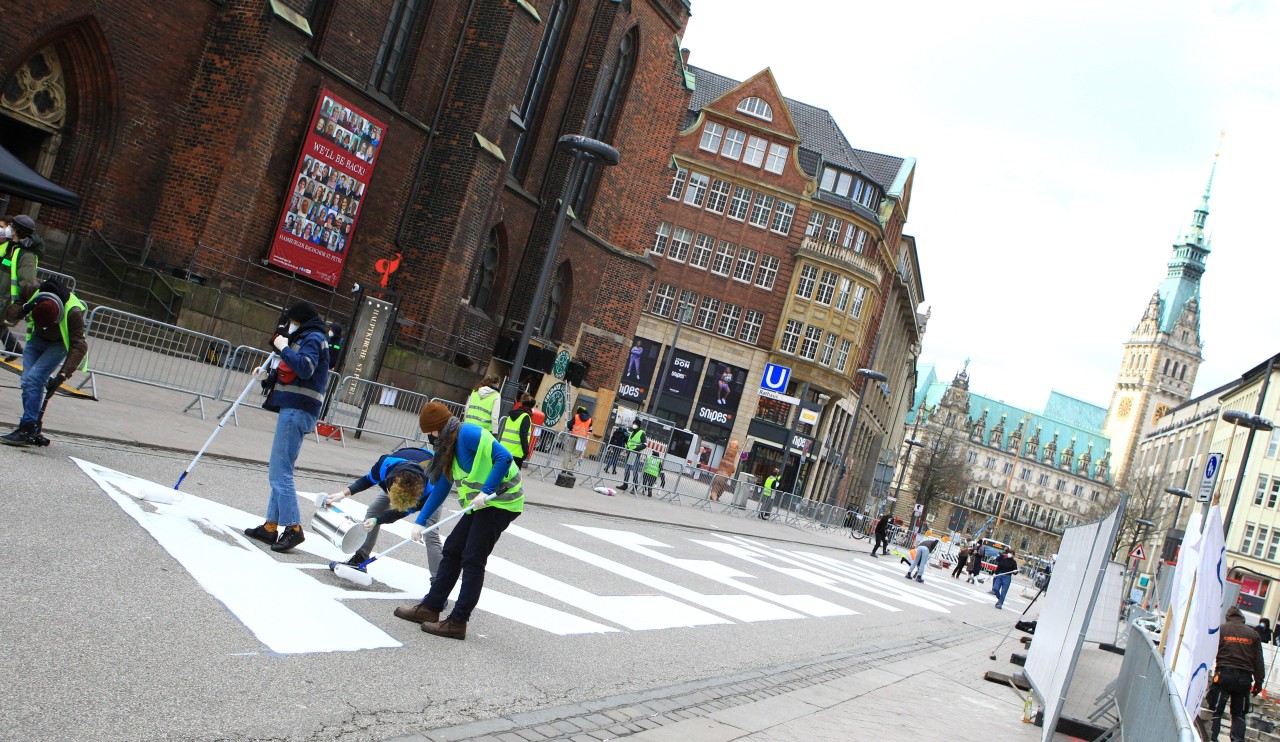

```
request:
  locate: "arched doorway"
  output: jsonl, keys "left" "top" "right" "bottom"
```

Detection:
{"left": 0, "top": 45, "right": 67, "bottom": 220}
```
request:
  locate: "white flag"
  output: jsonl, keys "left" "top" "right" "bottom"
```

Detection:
{"left": 1162, "top": 511, "right": 1202, "bottom": 671}
{"left": 1166, "top": 507, "right": 1226, "bottom": 720}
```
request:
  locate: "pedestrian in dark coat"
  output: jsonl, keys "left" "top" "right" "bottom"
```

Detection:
{"left": 967, "top": 544, "right": 984, "bottom": 583}
{"left": 870, "top": 514, "right": 891, "bottom": 557}
{"left": 1209, "top": 606, "right": 1267, "bottom": 742}
{"left": 952, "top": 547, "right": 970, "bottom": 578}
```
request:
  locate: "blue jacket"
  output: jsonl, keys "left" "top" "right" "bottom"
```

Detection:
{"left": 348, "top": 447, "right": 433, "bottom": 495}
{"left": 266, "top": 316, "right": 330, "bottom": 416}
{"left": 414, "top": 422, "right": 513, "bottom": 526}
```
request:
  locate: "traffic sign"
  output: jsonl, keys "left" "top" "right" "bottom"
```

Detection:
{"left": 1129, "top": 544, "right": 1146, "bottom": 561}
{"left": 1197, "top": 453, "right": 1223, "bottom": 502}
{"left": 761, "top": 363, "right": 791, "bottom": 393}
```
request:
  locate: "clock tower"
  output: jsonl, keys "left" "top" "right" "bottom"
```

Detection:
{"left": 1102, "top": 154, "right": 1216, "bottom": 486}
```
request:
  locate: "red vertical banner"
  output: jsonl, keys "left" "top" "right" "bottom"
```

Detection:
{"left": 267, "top": 89, "right": 387, "bottom": 286}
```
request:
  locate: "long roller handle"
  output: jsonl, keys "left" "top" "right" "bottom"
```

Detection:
{"left": 357, "top": 505, "right": 476, "bottom": 568}
{"left": 175, "top": 352, "right": 277, "bottom": 490}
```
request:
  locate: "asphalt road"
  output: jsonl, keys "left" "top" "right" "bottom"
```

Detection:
{"left": 0, "top": 437, "right": 1021, "bottom": 741}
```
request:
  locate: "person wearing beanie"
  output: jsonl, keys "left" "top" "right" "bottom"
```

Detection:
{"left": 393, "top": 401, "right": 522, "bottom": 640}
{"left": 1, "top": 280, "right": 87, "bottom": 447}
{"left": 244, "top": 301, "right": 330, "bottom": 553}
{"left": 0, "top": 214, "right": 44, "bottom": 355}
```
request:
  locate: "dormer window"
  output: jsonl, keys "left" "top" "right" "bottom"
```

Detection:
{"left": 820, "top": 166, "right": 854, "bottom": 197}
{"left": 737, "top": 97, "right": 773, "bottom": 121}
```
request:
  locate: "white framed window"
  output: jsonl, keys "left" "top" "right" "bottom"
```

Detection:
{"left": 851, "top": 178, "right": 864, "bottom": 203}
{"left": 1268, "top": 531, "right": 1280, "bottom": 561}
{"left": 823, "top": 215, "right": 843, "bottom": 244}
{"left": 706, "top": 179, "right": 732, "bottom": 214}
{"left": 796, "top": 264, "right": 819, "bottom": 299}
{"left": 712, "top": 241, "right": 736, "bottom": 276}
{"left": 695, "top": 296, "right": 719, "bottom": 331}
{"left": 819, "top": 332, "right": 836, "bottom": 366}
{"left": 1255, "top": 526, "right": 1271, "bottom": 558}
{"left": 850, "top": 284, "right": 866, "bottom": 318}
{"left": 841, "top": 223, "right": 856, "bottom": 248}
{"left": 1243, "top": 522, "right": 1257, "bottom": 554}
{"left": 1038, "top": 472, "right": 1050, "bottom": 486}
{"left": 1269, "top": 479, "right": 1280, "bottom": 508}
{"left": 721, "top": 129, "right": 745, "bottom": 160}
{"left": 740, "top": 310, "right": 763, "bottom": 345}
{"left": 684, "top": 172, "right": 709, "bottom": 207}
{"left": 765, "top": 143, "right": 789, "bottom": 174}
{"left": 820, "top": 167, "right": 853, "bottom": 197}
{"left": 668, "top": 226, "right": 692, "bottom": 262}
{"left": 727, "top": 185, "right": 752, "bottom": 220}
{"left": 644, "top": 279, "right": 654, "bottom": 311}
{"left": 733, "top": 247, "right": 758, "bottom": 283}
{"left": 689, "top": 233, "right": 714, "bottom": 269}
{"left": 743, "top": 136, "right": 767, "bottom": 167}
{"left": 834, "top": 277, "right": 852, "bottom": 312}
{"left": 737, "top": 96, "right": 773, "bottom": 121}
{"left": 967, "top": 451, "right": 979, "bottom": 464}
{"left": 1005, "top": 463, "right": 1016, "bottom": 475}
{"left": 1055, "top": 479, "right": 1067, "bottom": 491}
{"left": 748, "top": 193, "right": 774, "bottom": 228}
{"left": 651, "top": 222, "right": 671, "bottom": 256}
{"left": 755, "top": 254, "right": 779, "bottom": 290}
{"left": 854, "top": 228, "right": 868, "bottom": 253}
{"left": 986, "top": 457, "right": 997, "bottom": 469}
{"left": 676, "top": 289, "right": 698, "bottom": 323}
{"left": 1072, "top": 484, "right": 1085, "bottom": 496}
{"left": 699, "top": 122, "right": 724, "bottom": 152}
{"left": 668, "top": 168, "right": 687, "bottom": 200}
{"left": 814, "top": 270, "right": 838, "bottom": 305}
{"left": 770, "top": 200, "right": 795, "bottom": 234}
{"left": 1266, "top": 429, "right": 1279, "bottom": 458}
{"left": 1256, "top": 475, "right": 1269, "bottom": 506}
{"left": 806, "top": 210, "right": 825, "bottom": 237}
{"left": 799, "top": 324, "right": 822, "bottom": 360}
{"left": 651, "top": 283, "right": 676, "bottom": 316}
{"left": 819, "top": 167, "right": 837, "bottom": 192}
{"left": 861, "top": 185, "right": 877, "bottom": 208}
{"left": 780, "top": 319, "right": 802, "bottom": 354}
{"left": 717, "top": 303, "right": 742, "bottom": 338}
{"left": 835, "top": 338, "right": 851, "bottom": 372}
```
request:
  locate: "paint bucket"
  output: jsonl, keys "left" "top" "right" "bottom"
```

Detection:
{"left": 311, "top": 507, "right": 364, "bottom": 554}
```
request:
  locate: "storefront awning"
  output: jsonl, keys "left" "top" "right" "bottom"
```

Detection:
{"left": 0, "top": 142, "right": 80, "bottom": 209}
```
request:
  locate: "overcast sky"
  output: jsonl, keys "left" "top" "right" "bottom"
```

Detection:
{"left": 681, "top": 0, "right": 1279, "bottom": 415}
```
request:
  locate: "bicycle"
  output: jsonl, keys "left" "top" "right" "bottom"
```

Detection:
{"left": 848, "top": 513, "right": 869, "bottom": 540}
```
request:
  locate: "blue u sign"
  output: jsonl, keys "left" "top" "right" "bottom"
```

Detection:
{"left": 762, "top": 363, "right": 791, "bottom": 393}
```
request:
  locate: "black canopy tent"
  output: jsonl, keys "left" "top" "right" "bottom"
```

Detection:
{"left": 0, "top": 141, "right": 80, "bottom": 210}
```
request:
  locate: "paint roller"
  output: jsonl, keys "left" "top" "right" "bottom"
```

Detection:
{"left": 175, "top": 352, "right": 277, "bottom": 490}
{"left": 330, "top": 505, "right": 477, "bottom": 587}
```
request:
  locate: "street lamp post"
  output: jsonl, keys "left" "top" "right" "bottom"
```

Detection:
{"left": 780, "top": 382, "right": 829, "bottom": 500}
{"left": 646, "top": 300, "right": 694, "bottom": 420}
{"left": 1164, "top": 486, "right": 1192, "bottom": 538}
{"left": 885, "top": 437, "right": 924, "bottom": 518}
{"left": 502, "top": 135, "right": 620, "bottom": 409}
{"left": 827, "top": 368, "right": 888, "bottom": 510}
{"left": 1220, "top": 409, "right": 1275, "bottom": 533}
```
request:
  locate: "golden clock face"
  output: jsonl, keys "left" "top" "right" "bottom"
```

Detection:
{"left": 1152, "top": 404, "right": 1171, "bottom": 424}
{"left": 1117, "top": 397, "right": 1133, "bottom": 418}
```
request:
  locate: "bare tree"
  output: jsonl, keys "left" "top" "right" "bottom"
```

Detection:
{"left": 908, "top": 432, "right": 972, "bottom": 523}
{"left": 1110, "top": 471, "right": 1163, "bottom": 561}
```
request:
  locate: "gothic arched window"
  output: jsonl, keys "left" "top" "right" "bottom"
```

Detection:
{"left": 469, "top": 229, "right": 501, "bottom": 312}
{"left": 569, "top": 28, "right": 637, "bottom": 216}
{"left": 537, "top": 262, "right": 571, "bottom": 338}
{"left": 509, "top": 0, "right": 572, "bottom": 178}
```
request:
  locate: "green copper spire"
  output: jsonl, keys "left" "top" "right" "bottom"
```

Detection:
{"left": 1154, "top": 142, "right": 1219, "bottom": 334}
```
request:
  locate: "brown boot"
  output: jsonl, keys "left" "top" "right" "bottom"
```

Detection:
{"left": 421, "top": 617, "right": 467, "bottom": 640}
{"left": 393, "top": 603, "right": 440, "bottom": 623}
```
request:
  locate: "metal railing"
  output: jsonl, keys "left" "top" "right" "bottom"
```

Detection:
{"left": 82, "top": 229, "right": 182, "bottom": 321}
{"left": 322, "top": 375, "right": 431, "bottom": 446}
{"left": 79, "top": 306, "right": 232, "bottom": 418}
{"left": 1109, "top": 622, "right": 1197, "bottom": 741}
{"left": 215, "top": 344, "right": 340, "bottom": 421}
{"left": 36, "top": 267, "right": 76, "bottom": 293}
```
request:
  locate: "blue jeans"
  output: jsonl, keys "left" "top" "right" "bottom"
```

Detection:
{"left": 623, "top": 450, "right": 643, "bottom": 484}
{"left": 265, "top": 407, "right": 315, "bottom": 527}
{"left": 909, "top": 545, "right": 932, "bottom": 579}
{"left": 20, "top": 336, "right": 67, "bottom": 426}
{"left": 993, "top": 574, "right": 1012, "bottom": 606}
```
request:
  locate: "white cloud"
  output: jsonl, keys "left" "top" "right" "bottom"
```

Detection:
{"left": 682, "top": 0, "right": 1280, "bottom": 413}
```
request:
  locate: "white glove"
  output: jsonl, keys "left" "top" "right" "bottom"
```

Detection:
{"left": 272, "top": 335, "right": 289, "bottom": 352}
{"left": 363, "top": 518, "right": 377, "bottom": 532}
{"left": 470, "top": 493, "right": 490, "bottom": 510}
{"left": 251, "top": 365, "right": 270, "bottom": 381}
{"left": 324, "top": 491, "right": 347, "bottom": 506}
{"left": 410, "top": 524, "right": 426, "bottom": 543}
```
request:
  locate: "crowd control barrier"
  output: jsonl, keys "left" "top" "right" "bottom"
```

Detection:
{"left": 322, "top": 376, "right": 431, "bottom": 446}
{"left": 1106, "top": 622, "right": 1197, "bottom": 741}
{"left": 36, "top": 267, "right": 76, "bottom": 293}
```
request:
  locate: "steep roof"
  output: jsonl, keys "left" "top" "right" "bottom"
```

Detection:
{"left": 1043, "top": 391, "right": 1109, "bottom": 432}
{"left": 688, "top": 66, "right": 903, "bottom": 189}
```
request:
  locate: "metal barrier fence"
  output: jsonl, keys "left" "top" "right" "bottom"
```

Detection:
{"left": 79, "top": 306, "right": 232, "bottom": 418}
{"left": 430, "top": 397, "right": 467, "bottom": 420}
{"left": 36, "top": 267, "right": 76, "bottom": 293}
{"left": 1109, "top": 622, "right": 1197, "bottom": 741}
{"left": 322, "top": 376, "right": 432, "bottom": 446}
{"left": 214, "top": 344, "right": 341, "bottom": 424}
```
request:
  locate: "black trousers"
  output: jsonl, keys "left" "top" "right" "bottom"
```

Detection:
{"left": 422, "top": 506, "right": 520, "bottom": 622}
{"left": 952, "top": 559, "right": 967, "bottom": 577}
{"left": 871, "top": 534, "right": 889, "bottom": 555}
{"left": 1209, "top": 671, "right": 1252, "bottom": 742}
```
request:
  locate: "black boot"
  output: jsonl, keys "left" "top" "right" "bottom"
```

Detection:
{"left": 343, "top": 550, "right": 370, "bottom": 570}
{"left": 0, "top": 423, "right": 39, "bottom": 447}
{"left": 244, "top": 523, "right": 278, "bottom": 545}
{"left": 272, "top": 525, "right": 306, "bottom": 552}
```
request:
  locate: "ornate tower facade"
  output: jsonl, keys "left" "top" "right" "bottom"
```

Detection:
{"left": 1103, "top": 156, "right": 1216, "bottom": 486}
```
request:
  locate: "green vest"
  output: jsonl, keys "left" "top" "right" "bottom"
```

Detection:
{"left": 452, "top": 428, "right": 524, "bottom": 513}
{"left": 464, "top": 390, "right": 497, "bottom": 430}
{"left": 626, "top": 428, "right": 646, "bottom": 451}
{"left": 644, "top": 455, "right": 662, "bottom": 477}
{"left": 763, "top": 476, "right": 780, "bottom": 498}
{"left": 1, "top": 241, "right": 30, "bottom": 303}
{"left": 498, "top": 410, "right": 529, "bottom": 458}
{"left": 27, "top": 292, "right": 88, "bottom": 369}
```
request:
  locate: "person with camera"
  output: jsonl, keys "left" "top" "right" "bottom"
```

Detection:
{"left": 1, "top": 215, "right": 44, "bottom": 355}
{"left": 0, "top": 280, "right": 87, "bottom": 447}
{"left": 243, "top": 302, "right": 330, "bottom": 553}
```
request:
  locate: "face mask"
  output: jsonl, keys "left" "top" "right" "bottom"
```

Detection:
{"left": 288, "top": 322, "right": 299, "bottom": 334}
{"left": 632, "top": 424, "right": 639, "bottom": 430}
{"left": 427, "top": 433, "right": 439, "bottom": 446}
{"left": 0, "top": 227, "right": 10, "bottom": 240}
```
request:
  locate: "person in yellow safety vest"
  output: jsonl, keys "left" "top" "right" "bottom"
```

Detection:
{"left": 0, "top": 215, "right": 44, "bottom": 355}
{"left": 641, "top": 451, "right": 662, "bottom": 498}
{"left": 618, "top": 420, "right": 647, "bottom": 491}
{"left": 394, "top": 401, "right": 523, "bottom": 641}
{"left": 463, "top": 374, "right": 502, "bottom": 434}
{"left": 497, "top": 394, "right": 534, "bottom": 469}
{"left": 1, "top": 280, "right": 88, "bottom": 447}
{"left": 758, "top": 467, "right": 781, "bottom": 520}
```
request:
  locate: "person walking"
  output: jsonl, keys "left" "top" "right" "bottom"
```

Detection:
{"left": 244, "top": 302, "right": 330, "bottom": 553}
{"left": 393, "top": 401, "right": 522, "bottom": 641}
{"left": 952, "top": 546, "right": 970, "bottom": 578}
{"left": 993, "top": 550, "right": 1018, "bottom": 608}
{"left": 603, "top": 422, "right": 628, "bottom": 474}
{"left": 1208, "top": 606, "right": 1266, "bottom": 742}
{"left": 759, "top": 468, "right": 780, "bottom": 520}
{"left": 463, "top": 374, "right": 502, "bottom": 435}
{"left": 618, "top": 419, "right": 647, "bottom": 491}
{"left": 1254, "top": 618, "right": 1273, "bottom": 645}
{"left": 0, "top": 215, "right": 42, "bottom": 355}
{"left": 321, "top": 446, "right": 441, "bottom": 576}
{"left": 906, "top": 535, "right": 940, "bottom": 583}
{"left": 967, "top": 543, "right": 984, "bottom": 583}
{"left": 640, "top": 451, "right": 662, "bottom": 497}
{"left": 870, "top": 513, "right": 891, "bottom": 557}
{"left": 0, "top": 280, "right": 87, "bottom": 447}
{"left": 497, "top": 394, "right": 534, "bottom": 469}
